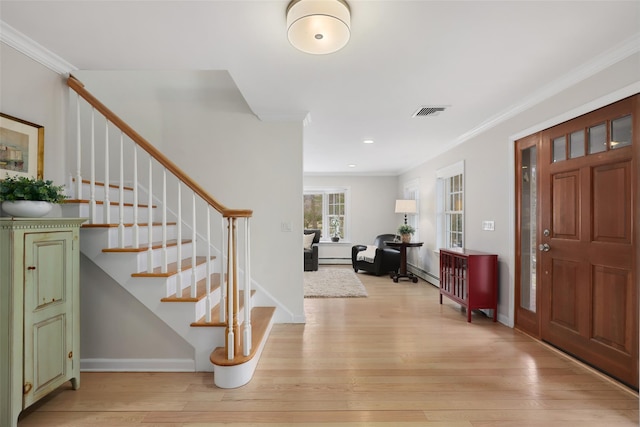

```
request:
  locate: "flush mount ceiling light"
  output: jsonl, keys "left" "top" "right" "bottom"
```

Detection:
{"left": 286, "top": 0, "right": 351, "bottom": 55}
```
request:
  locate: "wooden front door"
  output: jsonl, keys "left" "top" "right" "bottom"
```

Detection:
{"left": 516, "top": 94, "right": 638, "bottom": 389}
{"left": 539, "top": 95, "right": 638, "bottom": 388}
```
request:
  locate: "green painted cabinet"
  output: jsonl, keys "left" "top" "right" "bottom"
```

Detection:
{"left": 0, "top": 218, "right": 85, "bottom": 427}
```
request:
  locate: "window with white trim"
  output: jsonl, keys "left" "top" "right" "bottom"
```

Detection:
{"left": 303, "top": 187, "right": 349, "bottom": 241}
{"left": 436, "top": 161, "right": 464, "bottom": 249}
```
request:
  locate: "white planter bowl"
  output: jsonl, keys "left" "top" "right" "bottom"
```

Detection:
{"left": 2, "top": 200, "right": 53, "bottom": 218}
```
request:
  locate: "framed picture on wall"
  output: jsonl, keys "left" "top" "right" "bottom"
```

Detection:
{"left": 0, "top": 113, "right": 44, "bottom": 179}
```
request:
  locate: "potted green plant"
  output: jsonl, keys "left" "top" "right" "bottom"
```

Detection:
{"left": 398, "top": 224, "right": 415, "bottom": 243}
{"left": 0, "top": 175, "right": 67, "bottom": 217}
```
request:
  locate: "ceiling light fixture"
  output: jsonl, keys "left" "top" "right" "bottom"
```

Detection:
{"left": 286, "top": 0, "right": 351, "bottom": 55}
{"left": 363, "top": 139, "right": 374, "bottom": 144}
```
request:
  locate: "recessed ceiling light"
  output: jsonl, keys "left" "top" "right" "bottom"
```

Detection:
{"left": 348, "top": 164, "right": 356, "bottom": 168}
{"left": 363, "top": 139, "right": 374, "bottom": 144}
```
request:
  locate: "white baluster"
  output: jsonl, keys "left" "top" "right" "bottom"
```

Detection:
{"left": 191, "top": 193, "right": 197, "bottom": 298}
{"left": 75, "top": 95, "right": 82, "bottom": 200}
{"left": 146, "top": 156, "right": 153, "bottom": 273}
{"left": 132, "top": 144, "right": 139, "bottom": 248}
{"left": 103, "top": 121, "right": 110, "bottom": 224}
{"left": 89, "top": 108, "right": 96, "bottom": 224}
{"left": 161, "top": 169, "right": 168, "bottom": 274}
{"left": 205, "top": 207, "right": 212, "bottom": 323}
{"left": 118, "top": 132, "right": 125, "bottom": 247}
{"left": 176, "top": 183, "right": 183, "bottom": 296}
{"left": 226, "top": 217, "right": 235, "bottom": 360}
{"left": 243, "top": 218, "right": 252, "bottom": 356}
{"left": 220, "top": 217, "right": 227, "bottom": 323}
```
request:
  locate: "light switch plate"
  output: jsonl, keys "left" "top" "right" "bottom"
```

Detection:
{"left": 482, "top": 220, "right": 495, "bottom": 231}
{"left": 281, "top": 221, "right": 292, "bottom": 232}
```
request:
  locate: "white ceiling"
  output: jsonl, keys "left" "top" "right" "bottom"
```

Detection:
{"left": 1, "top": 1, "right": 639, "bottom": 175}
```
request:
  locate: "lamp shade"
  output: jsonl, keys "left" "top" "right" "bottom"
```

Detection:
{"left": 395, "top": 199, "right": 417, "bottom": 214}
{"left": 287, "top": 0, "right": 351, "bottom": 55}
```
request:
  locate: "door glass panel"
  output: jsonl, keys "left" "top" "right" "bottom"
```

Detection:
{"left": 588, "top": 123, "right": 607, "bottom": 154}
{"left": 553, "top": 136, "right": 566, "bottom": 162}
{"left": 569, "top": 130, "right": 585, "bottom": 158}
{"left": 611, "top": 115, "right": 632, "bottom": 149}
{"left": 520, "top": 146, "right": 537, "bottom": 312}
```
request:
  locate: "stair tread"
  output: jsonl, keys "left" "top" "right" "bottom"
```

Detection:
{"left": 191, "top": 290, "right": 255, "bottom": 326}
{"left": 132, "top": 256, "right": 214, "bottom": 277}
{"left": 82, "top": 222, "right": 177, "bottom": 228}
{"left": 64, "top": 199, "right": 155, "bottom": 208}
{"left": 76, "top": 179, "right": 135, "bottom": 191}
{"left": 209, "top": 306, "right": 276, "bottom": 366}
{"left": 103, "top": 239, "right": 192, "bottom": 253}
{"left": 161, "top": 273, "right": 221, "bottom": 302}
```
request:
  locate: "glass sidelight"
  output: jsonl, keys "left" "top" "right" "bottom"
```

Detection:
{"left": 520, "top": 146, "right": 537, "bottom": 312}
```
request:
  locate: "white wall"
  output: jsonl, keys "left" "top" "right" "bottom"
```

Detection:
{"left": 80, "top": 254, "right": 193, "bottom": 364}
{"left": 0, "top": 44, "right": 69, "bottom": 217}
{"left": 303, "top": 175, "right": 399, "bottom": 263}
{"left": 398, "top": 51, "right": 640, "bottom": 326}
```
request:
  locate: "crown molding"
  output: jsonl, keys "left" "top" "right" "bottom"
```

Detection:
{"left": 451, "top": 32, "right": 640, "bottom": 148}
{"left": 0, "top": 20, "right": 77, "bottom": 75}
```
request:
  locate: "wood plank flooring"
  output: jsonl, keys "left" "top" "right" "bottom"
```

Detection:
{"left": 18, "top": 266, "right": 638, "bottom": 426}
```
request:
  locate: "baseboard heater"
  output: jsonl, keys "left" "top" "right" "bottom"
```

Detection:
{"left": 407, "top": 264, "right": 439, "bottom": 287}
{"left": 319, "top": 258, "right": 351, "bottom": 265}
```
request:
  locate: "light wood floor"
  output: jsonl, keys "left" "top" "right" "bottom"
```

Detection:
{"left": 18, "top": 266, "right": 638, "bottom": 426}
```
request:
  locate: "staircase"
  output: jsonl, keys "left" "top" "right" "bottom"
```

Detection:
{"left": 64, "top": 76, "right": 276, "bottom": 389}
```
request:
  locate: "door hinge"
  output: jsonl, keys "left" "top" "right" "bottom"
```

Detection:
{"left": 23, "top": 382, "right": 32, "bottom": 394}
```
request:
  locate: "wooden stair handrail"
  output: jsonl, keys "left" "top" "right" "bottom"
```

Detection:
{"left": 67, "top": 75, "right": 252, "bottom": 219}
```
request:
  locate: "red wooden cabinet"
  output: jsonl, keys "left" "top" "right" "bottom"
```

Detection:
{"left": 439, "top": 248, "right": 498, "bottom": 323}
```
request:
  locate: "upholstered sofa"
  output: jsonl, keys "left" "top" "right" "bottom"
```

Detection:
{"left": 351, "top": 233, "right": 400, "bottom": 276}
{"left": 304, "top": 229, "right": 321, "bottom": 271}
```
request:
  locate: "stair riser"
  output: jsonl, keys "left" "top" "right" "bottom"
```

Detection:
{"left": 193, "top": 287, "right": 222, "bottom": 321}
{"left": 155, "top": 286, "right": 222, "bottom": 323}
{"left": 61, "top": 203, "right": 160, "bottom": 224}
{"left": 102, "top": 225, "right": 179, "bottom": 249}
{"left": 79, "top": 224, "right": 179, "bottom": 250}
{"left": 82, "top": 237, "right": 196, "bottom": 272}
{"left": 124, "top": 259, "right": 211, "bottom": 296}
{"left": 74, "top": 183, "right": 140, "bottom": 205}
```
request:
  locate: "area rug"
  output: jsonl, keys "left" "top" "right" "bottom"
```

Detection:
{"left": 304, "top": 268, "right": 368, "bottom": 298}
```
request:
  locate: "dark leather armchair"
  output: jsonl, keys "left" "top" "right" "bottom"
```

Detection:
{"left": 352, "top": 234, "right": 401, "bottom": 276}
{"left": 304, "top": 229, "right": 321, "bottom": 271}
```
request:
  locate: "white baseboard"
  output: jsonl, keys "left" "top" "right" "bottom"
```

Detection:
{"left": 319, "top": 258, "right": 351, "bottom": 265}
{"left": 80, "top": 358, "right": 197, "bottom": 372}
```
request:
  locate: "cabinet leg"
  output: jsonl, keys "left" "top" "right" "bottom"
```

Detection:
{"left": 71, "top": 377, "right": 80, "bottom": 390}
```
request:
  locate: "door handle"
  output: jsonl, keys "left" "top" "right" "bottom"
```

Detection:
{"left": 538, "top": 243, "right": 550, "bottom": 252}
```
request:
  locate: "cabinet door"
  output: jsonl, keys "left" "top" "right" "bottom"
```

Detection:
{"left": 23, "top": 231, "right": 74, "bottom": 407}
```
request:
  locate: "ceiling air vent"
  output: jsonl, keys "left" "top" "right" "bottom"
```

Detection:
{"left": 412, "top": 105, "right": 448, "bottom": 118}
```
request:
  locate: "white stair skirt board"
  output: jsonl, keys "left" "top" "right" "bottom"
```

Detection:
{"left": 212, "top": 318, "right": 275, "bottom": 389}
{"left": 81, "top": 358, "right": 196, "bottom": 372}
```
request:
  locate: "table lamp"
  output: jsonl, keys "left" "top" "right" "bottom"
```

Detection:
{"left": 395, "top": 199, "right": 417, "bottom": 224}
